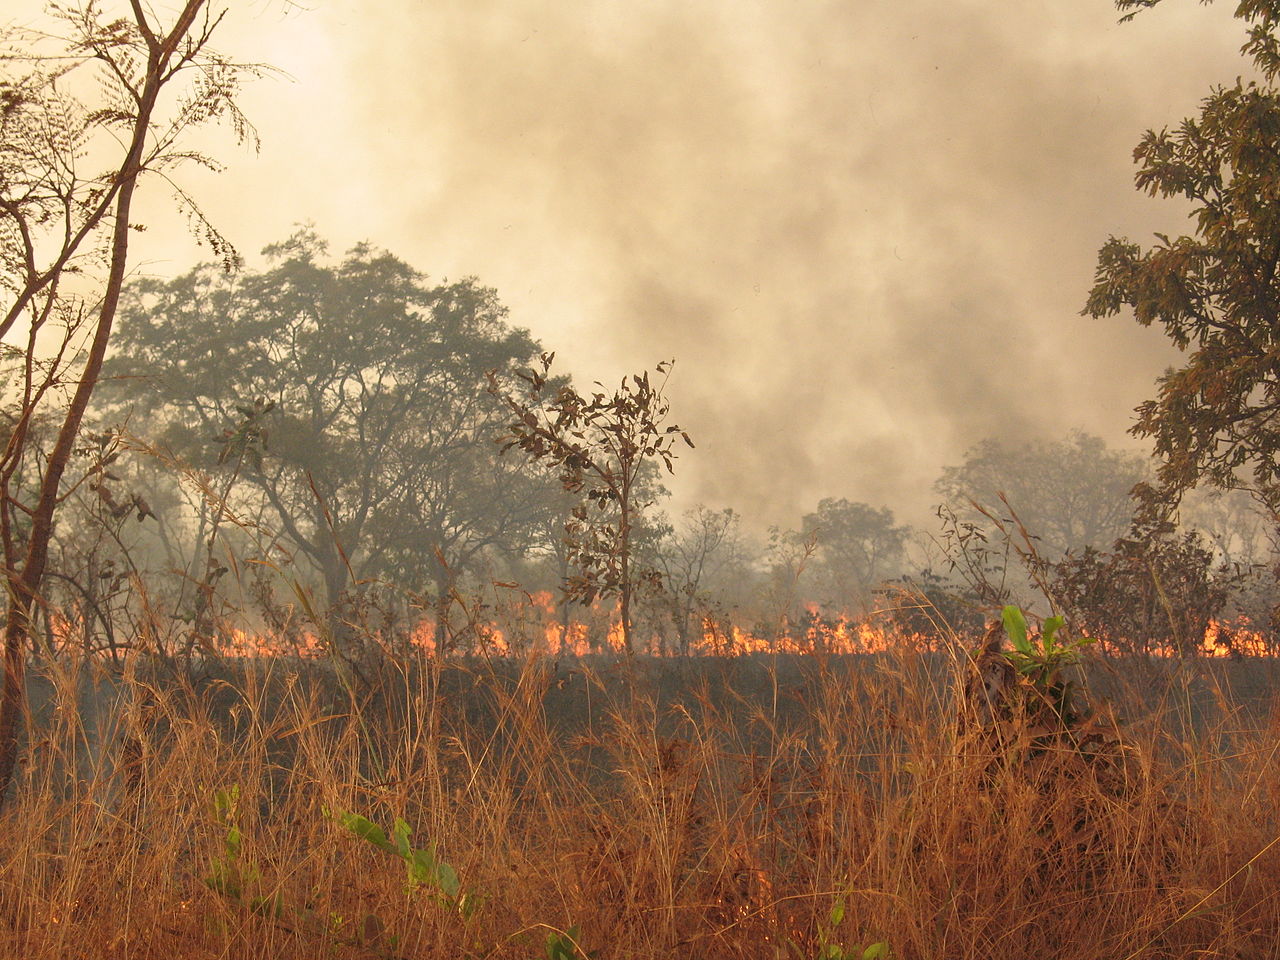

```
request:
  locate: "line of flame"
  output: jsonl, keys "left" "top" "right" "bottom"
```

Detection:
{"left": 38, "top": 595, "right": 1276, "bottom": 659}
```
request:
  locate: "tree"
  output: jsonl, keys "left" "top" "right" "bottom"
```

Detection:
{"left": 0, "top": 1, "right": 260, "bottom": 799}
{"left": 1085, "top": 0, "right": 1280, "bottom": 518}
{"left": 106, "top": 230, "right": 557, "bottom": 649}
{"left": 799, "top": 498, "right": 907, "bottom": 614}
{"left": 648, "top": 505, "right": 743, "bottom": 654}
{"left": 935, "top": 432, "right": 1149, "bottom": 558}
{"left": 1180, "top": 485, "right": 1275, "bottom": 567}
{"left": 1050, "top": 512, "right": 1240, "bottom": 656}
{"left": 490, "top": 355, "right": 693, "bottom": 655}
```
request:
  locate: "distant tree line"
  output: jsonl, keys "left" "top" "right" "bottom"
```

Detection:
{"left": 67, "top": 226, "right": 1280, "bottom": 658}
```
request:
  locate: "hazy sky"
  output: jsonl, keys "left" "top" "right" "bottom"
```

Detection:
{"left": 129, "top": 0, "right": 1253, "bottom": 533}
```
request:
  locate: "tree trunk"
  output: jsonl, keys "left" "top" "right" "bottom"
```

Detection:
{"left": 558, "top": 597, "right": 573, "bottom": 654}
{"left": 556, "top": 550, "right": 573, "bottom": 653}
{"left": 677, "top": 596, "right": 693, "bottom": 657}
{"left": 619, "top": 499, "right": 633, "bottom": 656}
{"left": 0, "top": 2, "right": 207, "bottom": 802}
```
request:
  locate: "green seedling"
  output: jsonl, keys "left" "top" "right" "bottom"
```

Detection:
{"left": 327, "top": 808, "right": 480, "bottom": 918}
{"left": 204, "top": 785, "right": 282, "bottom": 918}
{"left": 999, "top": 604, "right": 1097, "bottom": 727}
{"left": 543, "top": 924, "right": 595, "bottom": 960}
{"left": 790, "top": 899, "right": 892, "bottom": 960}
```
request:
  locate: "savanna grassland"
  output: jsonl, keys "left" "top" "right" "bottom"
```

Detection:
{"left": 11, "top": 3, "right": 1280, "bottom": 959}
{"left": 1, "top": 634, "right": 1278, "bottom": 960}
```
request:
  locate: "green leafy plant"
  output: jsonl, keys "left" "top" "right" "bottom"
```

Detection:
{"left": 999, "top": 604, "right": 1097, "bottom": 729}
{"left": 328, "top": 809, "right": 479, "bottom": 918}
{"left": 542, "top": 924, "right": 595, "bottom": 960}
{"left": 790, "top": 899, "right": 892, "bottom": 960}
{"left": 204, "top": 785, "right": 282, "bottom": 917}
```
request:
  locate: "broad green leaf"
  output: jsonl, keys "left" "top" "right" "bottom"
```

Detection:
{"left": 337, "top": 812, "right": 392, "bottom": 852}
{"left": 1002, "top": 605, "right": 1033, "bottom": 655}
{"left": 392, "top": 818, "right": 412, "bottom": 859}
{"left": 409, "top": 846, "right": 437, "bottom": 886}
{"left": 863, "top": 943, "right": 891, "bottom": 960}
{"left": 435, "top": 860, "right": 461, "bottom": 898}
{"left": 1041, "top": 615, "right": 1065, "bottom": 652}
{"left": 829, "top": 899, "right": 845, "bottom": 927}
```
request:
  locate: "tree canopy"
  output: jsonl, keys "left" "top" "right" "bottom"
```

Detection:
{"left": 935, "top": 432, "right": 1149, "bottom": 557}
{"left": 106, "top": 230, "right": 556, "bottom": 613}
{"left": 1086, "top": 0, "right": 1280, "bottom": 517}
{"left": 800, "top": 497, "right": 907, "bottom": 612}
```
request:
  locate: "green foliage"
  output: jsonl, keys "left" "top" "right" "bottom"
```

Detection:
{"left": 542, "top": 925, "right": 595, "bottom": 960}
{"left": 789, "top": 898, "right": 892, "bottom": 960}
{"left": 997, "top": 604, "right": 1096, "bottom": 728}
{"left": 999, "top": 604, "right": 1097, "bottom": 670}
{"left": 205, "top": 789, "right": 606, "bottom": 957}
{"left": 204, "top": 785, "right": 281, "bottom": 918}
{"left": 1087, "top": 1, "right": 1280, "bottom": 516}
{"left": 327, "top": 808, "right": 477, "bottom": 917}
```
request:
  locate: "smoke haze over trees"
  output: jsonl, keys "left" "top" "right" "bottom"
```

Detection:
{"left": 104, "top": 230, "right": 563, "bottom": 643}
{"left": 935, "top": 432, "right": 1150, "bottom": 558}
{"left": 16, "top": 4, "right": 1280, "bottom": 955}
{"left": 106, "top": 0, "right": 1260, "bottom": 534}
{"left": 10, "top": 0, "right": 1280, "bottom": 669}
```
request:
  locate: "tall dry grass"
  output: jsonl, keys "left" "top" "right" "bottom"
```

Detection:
{"left": 0, "top": 641, "right": 1278, "bottom": 960}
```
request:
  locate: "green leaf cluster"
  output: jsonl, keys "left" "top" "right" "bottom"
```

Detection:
{"left": 543, "top": 925, "right": 595, "bottom": 960}
{"left": 998, "top": 605, "right": 1097, "bottom": 728}
{"left": 327, "top": 808, "right": 476, "bottom": 917}
{"left": 204, "top": 785, "right": 281, "bottom": 917}
{"left": 1088, "top": 0, "right": 1280, "bottom": 516}
{"left": 790, "top": 898, "right": 893, "bottom": 960}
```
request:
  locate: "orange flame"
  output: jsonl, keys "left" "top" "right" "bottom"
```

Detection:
{"left": 35, "top": 599, "right": 1277, "bottom": 660}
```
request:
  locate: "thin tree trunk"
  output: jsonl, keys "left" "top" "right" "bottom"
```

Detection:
{"left": 619, "top": 497, "right": 633, "bottom": 656}
{"left": 0, "top": 2, "right": 207, "bottom": 801}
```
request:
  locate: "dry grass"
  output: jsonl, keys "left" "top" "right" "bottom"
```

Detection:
{"left": 1, "top": 643, "right": 1279, "bottom": 960}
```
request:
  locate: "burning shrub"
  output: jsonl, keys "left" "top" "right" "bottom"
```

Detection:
{"left": 883, "top": 569, "right": 987, "bottom": 640}
{"left": 1050, "top": 514, "right": 1242, "bottom": 656}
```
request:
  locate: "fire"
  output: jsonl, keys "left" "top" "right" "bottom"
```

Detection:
{"left": 1192, "top": 616, "right": 1273, "bottom": 658}
{"left": 34, "top": 593, "right": 1277, "bottom": 660}
{"left": 174, "top": 608, "right": 927, "bottom": 659}
{"left": 695, "top": 614, "right": 918, "bottom": 656}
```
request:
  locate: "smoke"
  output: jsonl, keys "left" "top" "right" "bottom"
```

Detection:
{"left": 149, "top": 0, "right": 1252, "bottom": 531}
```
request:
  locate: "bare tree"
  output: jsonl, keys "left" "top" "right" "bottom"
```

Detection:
{"left": 0, "top": 1, "right": 263, "bottom": 798}
{"left": 649, "top": 505, "right": 741, "bottom": 654}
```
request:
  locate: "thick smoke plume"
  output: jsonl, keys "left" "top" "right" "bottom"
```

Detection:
{"left": 143, "top": 0, "right": 1248, "bottom": 529}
